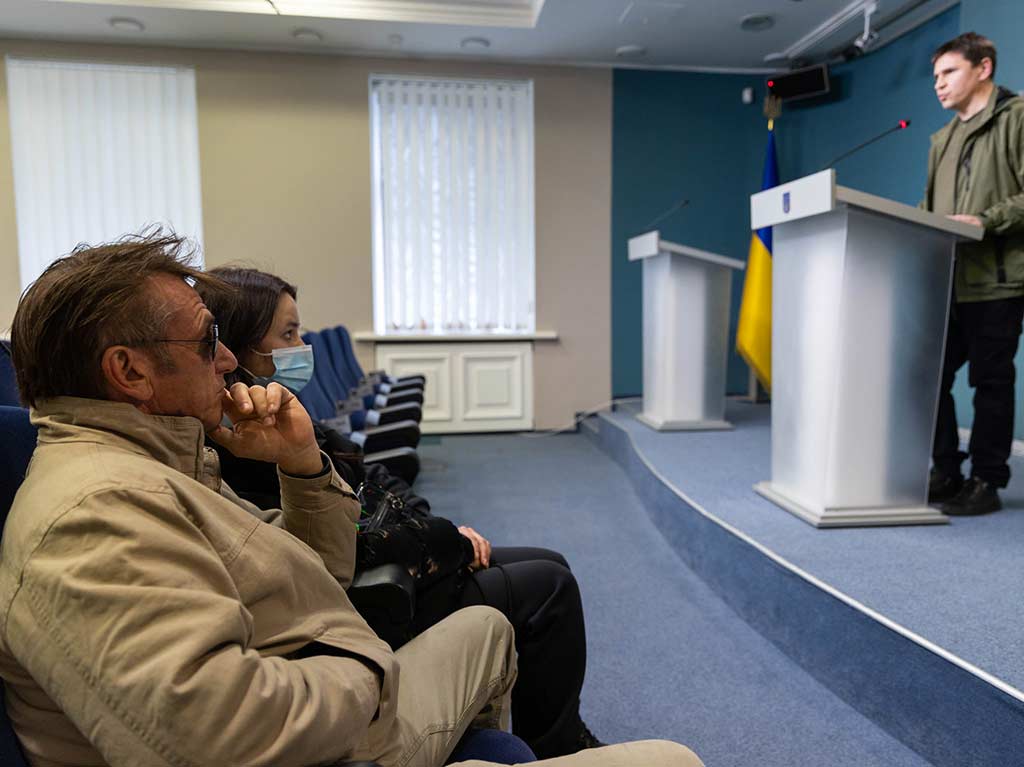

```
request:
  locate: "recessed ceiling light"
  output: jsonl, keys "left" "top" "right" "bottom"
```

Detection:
{"left": 740, "top": 14, "right": 775, "bottom": 32}
{"left": 615, "top": 44, "right": 647, "bottom": 59}
{"left": 291, "top": 28, "right": 324, "bottom": 43}
{"left": 460, "top": 37, "right": 491, "bottom": 51}
{"left": 109, "top": 17, "right": 145, "bottom": 33}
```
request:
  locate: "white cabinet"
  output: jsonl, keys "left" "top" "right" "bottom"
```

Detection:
{"left": 375, "top": 342, "right": 533, "bottom": 433}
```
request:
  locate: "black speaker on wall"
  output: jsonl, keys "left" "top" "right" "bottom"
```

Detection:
{"left": 766, "top": 64, "right": 830, "bottom": 102}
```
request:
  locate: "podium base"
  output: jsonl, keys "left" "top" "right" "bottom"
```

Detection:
{"left": 636, "top": 413, "right": 733, "bottom": 432}
{"left": 753, "top": 482, "right": 949, "bottom": 528}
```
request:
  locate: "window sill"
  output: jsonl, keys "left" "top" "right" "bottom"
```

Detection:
{"left": 353, "top": 331, "right": 558, "bottom": 343}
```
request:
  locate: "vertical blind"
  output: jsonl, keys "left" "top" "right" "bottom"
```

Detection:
{"left": 370, "top": 75, "right": 535, "bottom": 335}
{"left": 6, "top": 58, "right": 204, "bottom": 290}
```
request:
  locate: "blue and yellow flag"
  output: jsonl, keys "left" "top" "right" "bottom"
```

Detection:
{"left": 736, "top": 124, "right": 779, "bottom": 391}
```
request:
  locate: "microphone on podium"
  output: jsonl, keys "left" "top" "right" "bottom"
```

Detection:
{"left": 821, "top": 119, "right": 912, "bottom": 171}
{"left": 636, "top": 197, "right": 690, "bottom": 235}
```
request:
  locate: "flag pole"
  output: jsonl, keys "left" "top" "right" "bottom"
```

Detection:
{"left": 740, "top": 102, "right": 780, "bottom": 403}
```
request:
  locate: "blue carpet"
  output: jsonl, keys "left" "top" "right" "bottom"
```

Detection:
{"left": 601, "top": 401, "right": 1024, "bottom": 696}
{"left": 415, "top": 433, "right": 931, "bottom": 767}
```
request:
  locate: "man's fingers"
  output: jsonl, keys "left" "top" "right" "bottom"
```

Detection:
{"left": 227, "top": 382, "right": 254, "bottom": 414}
{"left": 266, "top": 382, "right": 288, "bottom": 414}
{"left": 248, "top": 386, "right": 271, "bottom": 419}
{"left": 220, "top": 387, "right": 247, "bottom": 423}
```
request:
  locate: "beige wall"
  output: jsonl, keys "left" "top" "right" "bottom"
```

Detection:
{"left": 0, "top": 40, "right": 611, "bottom": 429}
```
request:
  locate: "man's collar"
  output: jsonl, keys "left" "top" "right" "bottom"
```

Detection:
{"left": 31, "top": 396, "right": 208, "bottom": 480}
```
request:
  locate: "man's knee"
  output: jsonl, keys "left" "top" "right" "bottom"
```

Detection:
{"left": 443, "top": 605, "right": 517, "bottom": 674}
{"left": 454, "top": 604, "right": 514, "bottom": 644}
{"left": 595, "top": 740, "right": 703, "bottom": 766}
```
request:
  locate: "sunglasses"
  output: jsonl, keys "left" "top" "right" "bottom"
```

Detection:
{"left": 129, "top": 323, "right": 220, "bottom": 362}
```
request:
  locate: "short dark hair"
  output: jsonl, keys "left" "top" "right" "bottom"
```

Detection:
{"left": 933, "top": 32, "right": 997, "bottom": 77}
{"left": 199, "top": 267, "right": 298, "bottom": 384}
{"left": 11, "top": 231, "right": 227, "bottom": 408}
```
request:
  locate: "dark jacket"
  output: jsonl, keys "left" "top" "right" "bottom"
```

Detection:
{"left": 923, "top": 85, "right": 1024, "bottom": 302}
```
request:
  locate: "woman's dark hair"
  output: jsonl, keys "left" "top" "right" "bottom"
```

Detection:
{"left": 199, "top": 267, "right": 297, "bottom": 384}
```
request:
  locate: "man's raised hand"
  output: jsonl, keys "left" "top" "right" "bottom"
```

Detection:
{"left": 208, "top": 382, "right": 323, "bottom": 476}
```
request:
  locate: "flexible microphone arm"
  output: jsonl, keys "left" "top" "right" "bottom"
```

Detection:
{"left": 822, "top": 119, "right": 911, "bottom": 170}
{"left": 639, "top": 198, "right": 690, "bottom": 234}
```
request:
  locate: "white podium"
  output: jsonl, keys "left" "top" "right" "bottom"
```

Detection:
{"left": 750, "top": 170, "right": 983, "bottom": 527}
{"left": 628, "top": 230, "right": 745, "bottom": 431}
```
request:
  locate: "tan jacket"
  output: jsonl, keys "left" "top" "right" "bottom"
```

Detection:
{"left": 0, "top": 397, "right": 412, "bottom": 767}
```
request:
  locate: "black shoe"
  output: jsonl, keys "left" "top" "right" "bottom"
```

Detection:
{"left": 575, "top": 720, "right": 606, "bottom": 752}
{"left": 941, "top": 476, "right": 1002, "bottom": 516}
{"left": 928, "top": 468, "right": 963, "bottom": 504}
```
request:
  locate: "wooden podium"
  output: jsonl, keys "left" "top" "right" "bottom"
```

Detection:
{"left": 750, "top": 170, "right": 983, "bottom": 527}
{"left": 628, "top": 230, "right": 745, "bottom": 431}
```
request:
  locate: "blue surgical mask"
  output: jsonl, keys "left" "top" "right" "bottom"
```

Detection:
{"left": 249, "top": 344, "right": 315, "bottom": 393}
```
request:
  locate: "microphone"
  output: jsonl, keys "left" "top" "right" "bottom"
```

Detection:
{"left": 822, "top": 119, "right": 911, "bottom": 170}
{"left": 637, "top": 198, "right": 690, "bottom": 235}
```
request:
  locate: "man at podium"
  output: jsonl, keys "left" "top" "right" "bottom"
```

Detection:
{"left": 924, "top": 33, "right": 1024, "bottom": 515}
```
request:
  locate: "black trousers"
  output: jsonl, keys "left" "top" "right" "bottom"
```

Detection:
{"left": 411, "top": 547, "right": 587, "bottom": 759}
{"left": 933, "top": 296, "right": 1024, "bottom": 487}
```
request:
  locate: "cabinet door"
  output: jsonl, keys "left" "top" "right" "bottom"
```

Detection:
{"left": 375, "top": 342, "right": 533, "bottom": 433}
{"left": 457, "top": 345, "right": 533, "bottom": 431}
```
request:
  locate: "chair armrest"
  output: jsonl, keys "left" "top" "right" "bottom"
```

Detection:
{"left": 357, "top": 421, "right": 421, "bottom": 452}
{"left": 379, "top": 389, "right": 424, "bottom": 407}
{"left": 362, "top": 447, "right": 420, "bottom": 485}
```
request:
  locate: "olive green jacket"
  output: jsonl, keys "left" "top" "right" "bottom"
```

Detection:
{"left": 923, "top": 85, "right": 1024, "bottom": 302}
{"left": 0, "top": 397, "right": 413, "bottom": 767}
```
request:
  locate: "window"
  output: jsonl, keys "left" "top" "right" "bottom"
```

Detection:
{"left": 6, "top": 58, "right": 204, "bottom": 290}
{"left": 369, "top": 74, "right": 535, "bottom": 335}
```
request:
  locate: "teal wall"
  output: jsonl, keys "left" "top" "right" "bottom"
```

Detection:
{"left": 611, "top": 70, "right": 765, "bottom": 396}
{"left": 611, "top": 2, "right": 1024, "bottom": 439}
{"left": 772, "top": 6, "right": 960, "bottom": 205}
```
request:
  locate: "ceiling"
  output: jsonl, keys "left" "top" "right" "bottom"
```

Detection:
{"left": 0, "top": 0, "right": 959, "bottom": 72}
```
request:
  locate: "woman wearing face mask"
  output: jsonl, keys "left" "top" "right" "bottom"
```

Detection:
{"left": 200, "top": 266, "right": 604, "bottom": 759}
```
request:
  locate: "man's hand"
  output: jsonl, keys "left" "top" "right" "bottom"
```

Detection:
{"left": 947, "top": 213, "right": 983, "bottom": 228}
{"left": 208, "top": 382, "right": 323, "bottom": 476}
{"left": 458, "top": 526, "right": 492, "bottom": 570}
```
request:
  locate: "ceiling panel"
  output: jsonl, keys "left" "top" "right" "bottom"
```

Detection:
{"left": 0, "top": 0, "right": 958, "bottom": 71}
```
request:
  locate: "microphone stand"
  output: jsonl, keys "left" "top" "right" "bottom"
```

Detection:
{"left": 636, "top": 199, "right": 690, "bottom": 236}
{"left": 822, "top": 120, "right": 911, "bottom": 170}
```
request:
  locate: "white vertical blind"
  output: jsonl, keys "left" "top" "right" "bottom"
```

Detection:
{"left": 6, "top": 58, "right": 204, "bottom": 290}
{"left": 370, "top": 75, "right": 535, "bottom": 335}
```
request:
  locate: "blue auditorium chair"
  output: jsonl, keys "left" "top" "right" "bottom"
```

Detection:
{"left": 308, "top": 329, "right": 424, "bottom": 411}
{"left": 332, "top": 325, "right": 426, "bottom": 390}
{"left": 299, "top": 332, "right": 421, "bottom": 451}
{"left": 0, "top": 406, "right": 38, "bottom": 767}
{"left": 0, "top": 341, "right": 20, "bottom": 407}
{"left": 296, "top": 346, "right": 420, "bottom": 446}
{"left": 0, "top": 407, "right": 529, "bottom": 765}
{"left": 320, "top": 330, "right": 423, "bottom": 425}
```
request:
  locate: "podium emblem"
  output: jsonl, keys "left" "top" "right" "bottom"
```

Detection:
{"left": 783, "top": 191, "right": 791, "bottom": 213}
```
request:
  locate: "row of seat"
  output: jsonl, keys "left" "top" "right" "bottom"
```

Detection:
{"left": 298, "top": 326, "right": 427, "bottom": 485}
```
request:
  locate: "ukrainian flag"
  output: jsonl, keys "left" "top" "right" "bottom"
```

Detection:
{"left": 736, "top": 124, "right": 779, "bottom": 391}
